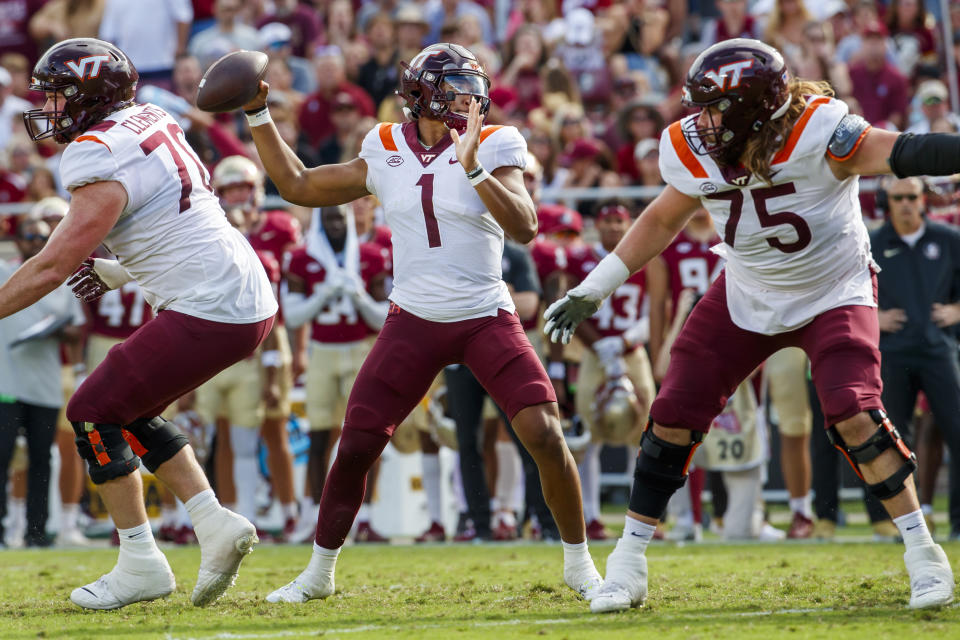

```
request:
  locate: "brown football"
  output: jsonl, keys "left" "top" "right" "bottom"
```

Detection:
{"left": 196, "top": 50, "right": 269, "bottom": 113}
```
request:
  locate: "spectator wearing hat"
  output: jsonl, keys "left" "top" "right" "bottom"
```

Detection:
{"left": 255, "top": 0, "right": 322, "bottom": 59}
{"left": 260, "top": 22, "right": 315, "bottom": 95}
{"left": 99, "top": 0, "right": 192, "bottom": 89}
{"left": 316, "top": 92, "right": 364, "bottom": 165}
{"left": 849, "top": 21, "right": 910, "bottom": 130}
{"left": 424, "top": 0, "right": 493, "bottom": 47}
{"left": 394, "top": 3, "right": 431, "bottom": 62}
{"left": 298, "top": 47, "right": 375, "bottom": 148}
{"left": 700, "top": 0, "right": 762, "bottom": 47}
{"left": 908, "top": 81, "right": 960, "bottom": 134}
{"left": 356, "top": 13, "right": 399, "bottom": 109}
{"left": 553, "top": 8, "right": 612, "bottom": 109}
{"left": 188, "top": 0, "right": 262, "bottom": 71}
{"left": 614, "top": 101, "right": 664, "bottom": 184}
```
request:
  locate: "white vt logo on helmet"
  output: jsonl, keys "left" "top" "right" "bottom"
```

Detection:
{"left": 65, "top": 55, "right": 111, "bottom": 80}
{"left": 703, "top": 60, "right": 754, "bottom": 91}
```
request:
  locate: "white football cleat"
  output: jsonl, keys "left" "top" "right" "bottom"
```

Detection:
{"left": 564, "top": 560, "right": 603, "bottom": 601}
{"left": 266, "top": 570, "right": 335, "bottom": 604}
{"left": 590, "top": 540, "right": 648, "bottom": 613}
{"left": 905, "top": 543, "right": 955, "bottom": 609}
{"left": 191, "top": 508, "right": 259, "bottom": 607}
{"left": 70, "top": 554, "right": 175, "bottom": 610}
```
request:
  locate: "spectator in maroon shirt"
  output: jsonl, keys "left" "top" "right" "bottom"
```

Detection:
{"left": 256, "top": 0, "right": 322, "bottom": 59}
{"left": 614, "top": 100, "right": 664, "bottom": 184}
{"left": 298, "top": 47, "right": 375, "bottom": 147}
{"left": 700, "top": 0, "right": 761, "bottom": 47}
{"left": 849, "top": 21, "right": 910, "bottom": 130}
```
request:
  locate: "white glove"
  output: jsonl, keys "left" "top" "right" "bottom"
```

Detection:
{"left": 593, "top": 336, "right": 625, "bottom": 369}
{"left": 281, "top": 285, "right": 337, "bottom": 328}
{"left": 543, "top": 253, "right": 630, "bottom": 344}
{"left": 352, "top": 288, "right": 389, "bottom": 330}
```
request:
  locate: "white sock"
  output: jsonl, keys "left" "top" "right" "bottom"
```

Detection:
{"left": 185, "top": 488, "right": 221, "bottom": 528}
{"left": 302, "top": 542, "right": 340, "bottom": 588}
{"left": 357, "top": 503, "right": 371, "bottom": 523}
{"left": 61, "top": 504, "right": 80, "bottom": 532}
{"left": 8, "top": 498, "right": 25, "bottom": 530}
{"left": 231, "top": 425, "right": 261, "bottom": 523}
{"left": 894, "top": 509, "right": 935, "bottom": 549}
{"left": 452, "top": 453, "right": 467, "bottom": 513}
{"left": 161, "top": 505, "right": 178, "bottom": 528}
{"left": 117, "top": 522, "right": 160, "bottom": 556}
{"left": 621, "top": 515, "right": 656, "bottom": 554}
{"left": 562, "top": 539, "right": 591, "bottom": 563}
{"left": 578, "top": 444, "right": 601, "bottom": 523}
{"left": 788, "top": 494, "right": 813, "bottom": 519}
{"left": 494, "top": 441, "right": 522, "bottom": 514}
{"left": 422, "top": 453, "right": 443, "bottom": 524}
{"left": 175, "top": 498, "right": 191, "bottom": 527}
{"left": 283, "top": 502, "right": 299, "bottom": 520}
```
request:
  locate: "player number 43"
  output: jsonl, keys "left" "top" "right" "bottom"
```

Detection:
{"left": 706, "top": 182, "right": 811, "bottom": 253}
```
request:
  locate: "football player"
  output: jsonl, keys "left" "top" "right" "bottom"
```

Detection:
{"left": 213, "top": 156, "right": 300, "bottom": 537}
{"left": 565, "top": 202, "right": 657, "bottom": 541}
{"left": 546, "top": 38, "right": 956, "bottom": 611}
{"left": 243, "top": 42, "right": 600, "bottom": 603}
{"left": 7, "top": 38, "right": 277, "bottom": 609}
{"left": 283, "top": 204, "right": 390, "bottom": 544}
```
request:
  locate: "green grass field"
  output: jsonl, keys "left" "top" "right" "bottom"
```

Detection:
{"left": 2, "top": 536, "right": 958, "bottom": 640}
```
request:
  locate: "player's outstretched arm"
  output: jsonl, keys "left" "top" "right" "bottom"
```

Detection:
{"left": 242, "top": 82, "right": 370, "bottom": 207}
{"left": 0, "top": 180, "right": 124, "bottom": 319}
{"left": 829, "top": 126, "right": 960, "bottom": 179}
{"left": 544, "top": 185, "right": 699, "bottom": 343}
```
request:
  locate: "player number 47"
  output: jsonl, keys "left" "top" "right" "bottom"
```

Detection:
{"left": 706, "top": 182, "right": 811, "bottom": 253}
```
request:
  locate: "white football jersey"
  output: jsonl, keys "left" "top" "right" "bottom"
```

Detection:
{"left": 659, "top": 95, "right": 875, "bottom": 334}
{"left": 59, "top": 103, "right": 277, "bottom": 324}
{"left": 359, "top": 121, "right": 526, "bottom": 322}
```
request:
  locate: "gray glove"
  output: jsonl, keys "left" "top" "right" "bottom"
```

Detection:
{"left": 543, "top": 287, "right": 603, "bottom": 345}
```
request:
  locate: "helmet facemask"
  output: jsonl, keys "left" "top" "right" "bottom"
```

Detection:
{"left": 432, "top": 73, "right": 490, "bottom": 132}
{"left": 23, "top": 81, "right": 81, "bottom": 143}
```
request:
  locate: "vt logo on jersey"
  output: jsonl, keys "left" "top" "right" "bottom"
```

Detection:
{"left": 65, "top": 55, "right": 111, "bottom": 80}
{"left": 703, "top": 60, "right": 753, "bottom": 91}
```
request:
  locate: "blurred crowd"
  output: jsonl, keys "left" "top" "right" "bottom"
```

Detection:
{"left": 2, "top": 0, "right": 960, "bottom": 549}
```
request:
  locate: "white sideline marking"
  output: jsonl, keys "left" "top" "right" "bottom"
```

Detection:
{"left": 164, "top": 608, "right": 848, "bottom": 639}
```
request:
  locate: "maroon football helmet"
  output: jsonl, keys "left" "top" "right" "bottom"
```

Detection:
{"left": 681, "top": 38, "right": 790, "bottom": 165}
{"left": 397, "top": 43, "right": 490, "bottom": 132}
{"left": 24, "top": 38, "right": 138, "bottom": 144}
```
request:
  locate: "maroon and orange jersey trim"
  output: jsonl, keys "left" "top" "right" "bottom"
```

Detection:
{"left": 772, "top": 96, "right": 831, "bottom": 164}
{"left": 378, "top": 123, "right": 397, "bottom": 151}
{"left": 668, "top": 122, "right": 708, "bottom": 179}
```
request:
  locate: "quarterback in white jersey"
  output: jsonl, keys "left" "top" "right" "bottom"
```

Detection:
{"left": 3, "top": 39, "right": 275, "bottom": 611}
{"left": 545, "top": 39, "right": 955, "bottom": 612}
{"left": 243, "top": 42, "right": 600, "bottom": 605}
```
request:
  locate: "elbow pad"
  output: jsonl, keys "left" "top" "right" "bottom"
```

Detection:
{"left": 888, "top": 133, "right": 960, "bottom": 178}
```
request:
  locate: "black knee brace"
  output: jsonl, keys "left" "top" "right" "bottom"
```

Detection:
{"left": 629, "top": 423, "right": 704, "bottom": 520}
{"left": 72, "top": 421, "right": 140, "bottom": 485}
{"left": 827, "top": 409, "right": 917, "bottom": 501}
{"left": 124, "top": 417, "right": 189, "bottom": 473}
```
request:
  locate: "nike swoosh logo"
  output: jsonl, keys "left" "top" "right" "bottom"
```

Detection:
{"left": 449, "top": 157, "right": 459, "bottom": 164}
{"left": 629, "top": 531, "right": 648, "bottom": 537}
{"left": 884, "top": 248, "right": 903, "bottom": 258}
{"left": 906, "top": 524, "right": 920, "bottom": 530}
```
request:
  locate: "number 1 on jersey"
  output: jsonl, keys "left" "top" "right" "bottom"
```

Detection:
{"left": 416, "top": 174, "right": 442, "bottom": 248}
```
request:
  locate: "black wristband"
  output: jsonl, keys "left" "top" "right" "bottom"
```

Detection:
{"left": 465, "top": 164, "right": 484, "bottom": 179}
{"left": 244, "top": 105, "right": 268, "bottom": 116}
{"left": 888, "top": 132, "right": 960, "bottom": 179}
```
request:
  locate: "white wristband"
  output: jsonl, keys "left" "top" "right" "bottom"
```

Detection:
{"left": 261, "top": 349, "right": 282, "bottom": 368}
{"left": 246, "top": 108, "right": 272, "bottom": 127}
{"left": 468, "top": 168, "right": 491, "bottom": 187}
{"left": 580, "top": 253, "right": 631, "bottom": 300}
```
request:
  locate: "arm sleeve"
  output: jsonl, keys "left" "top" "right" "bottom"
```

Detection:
{"left": 60, "top": 139, "right": 124, "bottom": 193}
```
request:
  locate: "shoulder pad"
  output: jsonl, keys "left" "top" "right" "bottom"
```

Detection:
{"left": 827, "top": 114, "right": 871, "bottom": 161}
